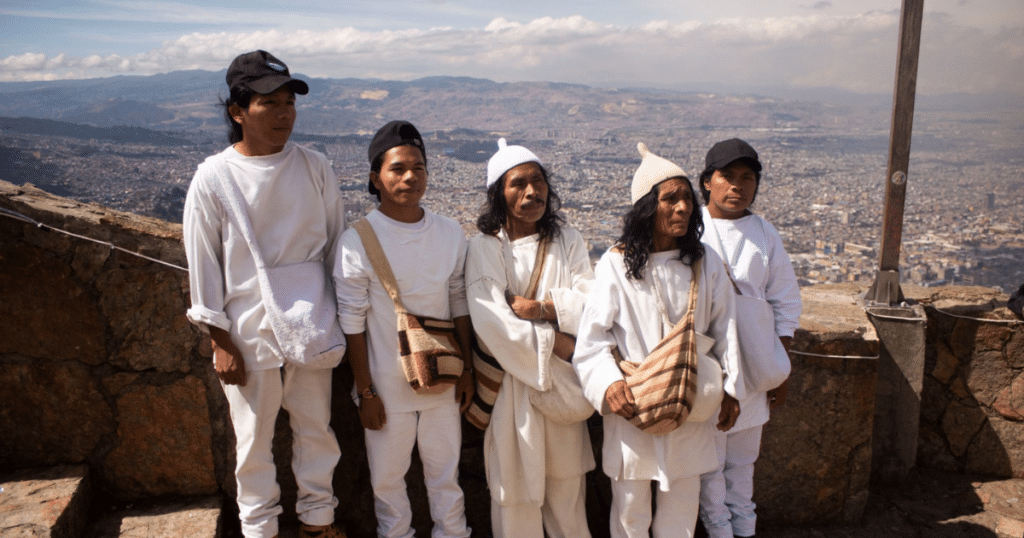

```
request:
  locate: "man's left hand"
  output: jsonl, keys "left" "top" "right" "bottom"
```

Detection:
{"left": 455, "top": 368, "right": 475, "bottom": 414}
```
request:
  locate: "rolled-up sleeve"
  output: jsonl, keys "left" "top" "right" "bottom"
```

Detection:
{"left": 182, "top": 173, "right": 231, "bottom": 333}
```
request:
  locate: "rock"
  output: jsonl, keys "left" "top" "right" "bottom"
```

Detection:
{"left": 966, "top": 418, "right": 1020, "bottom": 478}
{"left": 756, "top": 352, "right": 876, "bottom": 526}
{"left": 95, "top": 267, "right": 196, "bottom": 374}
{"left": 102, "top": 376, "right": 218, "bottom": 498}
{"left": 87, "top": 496, "right": 222, "bottom": 538}
{"left": 931, "top": 341, "right": 960, "bottom": 384}
{"left": 0, "top": 361, "right": 114, "bottom": 467}
{"left": 1008, "top": 330, "right": 1024, "bottom": 369}
{"left": 965, "top": 350, "right": 1017, "bottom": 407}
{"left": 0, "top": 465, "right": 90, "bottom": 538}
{"left": 942, "top": 399, "right": 988, "bottom": 457}
{"left": 993, "top": 373, "right": 1024, "bottom": 422}
{"left": 0, "top": 241, "right": 106, "bottom": 365}
{"left": 976, "top": 324, "right": 1014, "bottom": 353}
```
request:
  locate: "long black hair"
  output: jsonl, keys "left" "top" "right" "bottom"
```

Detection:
{"left": 221, "top": 85, "right": 256, "bottom": 144}
{"left": 476, "top": 164, "right": 564, "bottom": 242}
{"left": 617, "top": 178, "right": 704, "bottom": 281}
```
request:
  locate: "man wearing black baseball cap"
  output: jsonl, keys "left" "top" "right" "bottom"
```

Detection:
{"left": 335, "top": 120, "right": 474, "bottom": 538}
{"left": 183, "top": 50, "right": 347, "bottom": 538}
{"left": 696, "top": 137, "right": 801, "bottom": 538}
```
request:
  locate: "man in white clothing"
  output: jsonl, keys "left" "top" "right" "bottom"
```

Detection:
{"left": 183, "top": 50, "right": 346, "bottom": 538}
{"left": 465, "top": 138, "right": 596, "bottom": 538}
{"left": 334, "top": 120, "right": 474, "bottom": 538}
{"left": 696, "top": 138, "right": 802, "bottom": 538}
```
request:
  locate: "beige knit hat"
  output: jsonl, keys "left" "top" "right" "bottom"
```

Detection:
{"left": 630, "top": 142, "right": 688, "bottom": 204}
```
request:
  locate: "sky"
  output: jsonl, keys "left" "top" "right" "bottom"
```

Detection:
{"left": 1, "top": 0, "right": 1022, "bottom": 96}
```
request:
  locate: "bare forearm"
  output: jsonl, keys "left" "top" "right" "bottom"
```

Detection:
{"left": 345, "top": 332, "right": 373, "bottom": 392}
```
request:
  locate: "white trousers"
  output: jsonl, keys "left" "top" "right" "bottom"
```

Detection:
{"left": 610, "top": 476, "right": 699, "bottom": 538}
{"left": 364, "top": 402, "right": 471, "bottom": 538}
{"left": 222, "top": 364, "right": 341, "bottom": 538}
{"left": 698, "top": 425, "right": 763, "bottom": 538}
{"left": 490, "top": 475, "right": 591, "bottom": 538}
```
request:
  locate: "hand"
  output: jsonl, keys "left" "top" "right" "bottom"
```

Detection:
{"left": 455, "top": 369, "right": 475, "bottom": 414}
{"left": 552, "top": 332, "right": 576, "bottom": 362}
{"left": 211, "top": 334, "right": 247, "bottom": 386}
{"left": 359, "top": 395, "right": 387, "bottom": 430}
{"left": 507, "top": 294, "right": 542, "bottom": 320}
{"left": 768, "top": 378, "right": 789, "bottom": 409}
{"left": 717, "top": 394, "right": 740, "bottom": 431}
{"left": 605, "top": 380, "right": 638, "bottom": 419}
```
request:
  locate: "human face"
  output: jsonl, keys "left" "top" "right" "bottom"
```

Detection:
{"left": 230, "top": 86, "right": 296, "bottom": 156}
{"left": 703, "top": 160, "right": 758, "bottom": 219}
{"left": 652, "top": 177, "right": 694, "bottom": 252}
{"left": 371, "top": 145, "right": 428, "bottom": 212}
{"left": 502, "top": 162, "right": 548, "bottom": 239}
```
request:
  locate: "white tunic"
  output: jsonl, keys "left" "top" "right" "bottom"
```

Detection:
{"left": 183, "top": 142, "right": 345, "bottom": 370}
{"left": 335, "top": 208, "right": 469, "bottom": 413}
{"left": 466, "top": 227, "right": 596, "bottom": 506}
{"left": 573, "top": 248, "right": 742, "bottom": 491}
{"left": 701, "top": 207, "right": 802, "bottom": 431}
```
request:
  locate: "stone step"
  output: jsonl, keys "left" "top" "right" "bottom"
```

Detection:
{"left": 0, "top": 464, "right": 90, "bottom": 538}
{"left": 86, "top": 496, "right": 222, "bottom": 538}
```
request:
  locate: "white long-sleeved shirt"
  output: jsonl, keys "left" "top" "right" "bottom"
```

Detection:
{"left": 701, "top": 206, "right": 802, "bottom": 431}
{"left": 335, "top": 208, "right": 469, "bottom": 413}
{"left": 573, "top": 248, "right": 742, "bottom": 491}
{"left": 466, "top": 227, "right": 596, "bottom": 506}
{"left": 183, "top": 142, "right": 345, "bottom": 371}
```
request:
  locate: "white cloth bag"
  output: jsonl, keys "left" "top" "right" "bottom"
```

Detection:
{"left": 211, "top": 162, "right": 346, "bottom": 369}
{"left": 703, "top": 211, "right": 789, "bottom": 393}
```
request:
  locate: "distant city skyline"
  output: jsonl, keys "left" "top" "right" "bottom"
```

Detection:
{"left": 2, "top": 0, "right": 1023, "bottom": 96}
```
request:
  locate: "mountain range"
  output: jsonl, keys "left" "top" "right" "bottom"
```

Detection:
{"left": 3, "top": 70, "right": 1015, "bottom": 140}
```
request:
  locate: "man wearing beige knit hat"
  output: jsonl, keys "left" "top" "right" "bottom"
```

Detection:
{"left": 573, "top": 143, "right": 742, "bottom": 538}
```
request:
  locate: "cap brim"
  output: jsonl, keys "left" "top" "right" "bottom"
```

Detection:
{"left": 247, "top": 76, "right": 309, "bottom": 95}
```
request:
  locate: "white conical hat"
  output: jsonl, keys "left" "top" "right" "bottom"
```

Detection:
{"left": 487, "top": 138, "right": 542, "bottom": 188}
{"left": 631, "top": 142, "right": 688, "bottom": 204}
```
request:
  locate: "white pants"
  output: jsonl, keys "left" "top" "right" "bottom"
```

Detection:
{"left": 610, "top": 476, "right": 699, "bottom": 538}
{"left": 222, "top": 364, "right": 341, "bottom": 538}
{"left": 698, "top": 425, "right": 763, "bottom": 538}
{"left": 364, "top": 402, "right": 471, "bottom": 538}
{"left": 490, "top": 475, "right": 591, "bottom": 538}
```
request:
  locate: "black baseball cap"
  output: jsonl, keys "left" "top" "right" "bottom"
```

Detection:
{"left": 705, "top": 138, "right": 762, "bottom": 173}
{"left": 367, "top": 120, "right": 426, "bottom": 195}
{"left": 226, "top": 50, "right": 309, "bottom": 95}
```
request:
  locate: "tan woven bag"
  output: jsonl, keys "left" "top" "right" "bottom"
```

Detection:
{"left": 617, "top": 259, "right": 724, "bottom": 435}
{"left": 353, "top": 219, "right": 464, "bottom": 395}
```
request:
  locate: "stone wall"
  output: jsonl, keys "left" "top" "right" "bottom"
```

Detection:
{"left": 3, "top": 179, "right": 1017, "bottom": 536}
{"left": 914, "top": 289, "right": 1024, "bottom": 478}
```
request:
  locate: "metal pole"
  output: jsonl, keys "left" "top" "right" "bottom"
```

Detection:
{"left": 865, "top": 0, "right": 924, "bottom": 306}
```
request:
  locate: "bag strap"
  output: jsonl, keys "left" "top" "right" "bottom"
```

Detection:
{"left": 208, "top": 159, "right": 268, "bottom": 270}
{"left": 352, "top": 218, "right": 408, "bottom": 313}
{"left": 524, "top": 237, "right": 550, "bottom": 300}
{"left": 652, "top": 257, "right": 702, "bottom": 349}
{"left": 701, "top": 207, "right": 743, "bottom": 296}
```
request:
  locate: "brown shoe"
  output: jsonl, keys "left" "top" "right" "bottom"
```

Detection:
{"left": 298, "top": 524, "right": 346, "bottom": 538}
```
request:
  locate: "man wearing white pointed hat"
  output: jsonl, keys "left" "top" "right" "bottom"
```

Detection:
{"left": 465, "top": 138, "right": 596, "bottom": 538}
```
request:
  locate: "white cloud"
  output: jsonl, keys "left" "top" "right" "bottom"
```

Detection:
{"left": 1, "top": 12, "right": 1021, "bottom": 96}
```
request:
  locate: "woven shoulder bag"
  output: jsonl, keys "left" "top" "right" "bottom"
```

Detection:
{"left": 353, "top": 218, "right": 464, "bottom": 395}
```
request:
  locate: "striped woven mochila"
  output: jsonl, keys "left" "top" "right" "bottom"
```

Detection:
{"left": 617, "top": 260, "right": 702, "bottom": 435}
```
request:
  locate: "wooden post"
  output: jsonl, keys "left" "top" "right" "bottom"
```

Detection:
{"left": 864, "top": 0, "right": 924, "bottom": 306}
